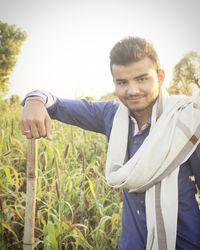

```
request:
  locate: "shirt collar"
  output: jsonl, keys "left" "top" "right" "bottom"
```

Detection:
{"left": 129, "top": 115, "right": 151, "bottom": 136}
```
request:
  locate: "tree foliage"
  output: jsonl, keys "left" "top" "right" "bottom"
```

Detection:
{"left": 167, "top": 51, "right": 200, "bottom": 96}
{"left": 99, "top": 92, "right": 118, "bottom": 101}
{"left": 0, "top": 21, "right": 26, "bottom": 96}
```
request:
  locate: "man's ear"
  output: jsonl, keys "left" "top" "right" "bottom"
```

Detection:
{"left": 157, "top": 69, "right": 165, "bottom": 86}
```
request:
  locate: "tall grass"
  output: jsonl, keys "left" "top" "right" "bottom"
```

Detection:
{"left": 0, "top": 106, "right": 121, "bottom": 249}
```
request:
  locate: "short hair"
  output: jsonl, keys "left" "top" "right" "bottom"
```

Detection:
{"left": 109, "top": 36, "right": 160, "bottom": 74}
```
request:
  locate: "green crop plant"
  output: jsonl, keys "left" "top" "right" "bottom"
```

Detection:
{"left": 0, "top": 101, "right": 121, "bottom": 250}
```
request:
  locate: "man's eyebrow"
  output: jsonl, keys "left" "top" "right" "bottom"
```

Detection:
{"left": 114, "top": 78, "right": 128, "bottom": 82}
{"left": 114, "top": 73, "right": 149, "bottom": 82}
{"left": 134, "top": 73, "right": 148, "bottom": 80}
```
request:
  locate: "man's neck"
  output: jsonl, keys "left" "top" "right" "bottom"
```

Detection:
{"left": 131, "top": 108, "right": 152, "bottom": 130}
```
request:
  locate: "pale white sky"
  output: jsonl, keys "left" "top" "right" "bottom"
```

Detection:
{"left": 1, "top": 0, "right": 200, "bottom": 99}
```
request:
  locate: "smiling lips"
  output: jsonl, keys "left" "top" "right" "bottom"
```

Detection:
{"left": 126, "top": 95, "right": 144, "bottom": 102}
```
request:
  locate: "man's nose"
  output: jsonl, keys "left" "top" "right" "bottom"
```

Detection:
{"left": 127, "top": 82, "right": 140, "bottom": 95}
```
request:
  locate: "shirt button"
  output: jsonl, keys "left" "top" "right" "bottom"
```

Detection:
{"left": 137, "top": 210, "right": 140, "bottom": 215}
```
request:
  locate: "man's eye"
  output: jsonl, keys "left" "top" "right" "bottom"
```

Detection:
{"left": 117, "top": 81, "right": 127, "bottom": 86}
{"left": 137, "top": 77, "right": 148, "bottom": 83}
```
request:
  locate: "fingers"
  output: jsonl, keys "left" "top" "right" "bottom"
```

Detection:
{"left": 21, "top": 119, "right": 33, "bottom": 139}
{"left": 20, "top": 100, "right": 52, "bottom": 140}
{"left": 21, "top": 118, "right": 45, "bottom": 139}
{"left": 30, "top": 122, "right": 42, "bottom": 138}
{"left": 45, "top": 116, "right": 52, "bottom": 140}
{"left": 23, "top": 128, "right": 32, "bottom": 139}
{"left": 36, "top": 118, "right": 48, "bottom": 138}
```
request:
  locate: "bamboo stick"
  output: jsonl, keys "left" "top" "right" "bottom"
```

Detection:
{"left": 23, "top": 139, "right": 38, "bottom": 250}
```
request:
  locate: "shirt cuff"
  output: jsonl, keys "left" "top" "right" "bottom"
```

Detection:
{"left": 21, "top": 90, "right": 57, "bottom": 108}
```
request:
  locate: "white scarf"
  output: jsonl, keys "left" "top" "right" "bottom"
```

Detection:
{"left": 106, "top": 89, "right": 200, "bottom": 250}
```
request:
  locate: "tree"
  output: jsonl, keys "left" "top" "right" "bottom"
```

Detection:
{"left": 0, "top": 21, "right": 26, "bottom": 96}
{"left": 167, "top": 51, "right": 200, "bottom": 96}
{"left": 99, "top": 92, "right": 118, "bottom": 101}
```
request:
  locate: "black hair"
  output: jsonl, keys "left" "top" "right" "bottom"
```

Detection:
{"left": 109, "top": 36, "right": 160, "bottom": 74}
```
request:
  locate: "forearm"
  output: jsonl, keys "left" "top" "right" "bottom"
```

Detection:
{"left": 47, "top": 98, "right": 108, "bottom": 134}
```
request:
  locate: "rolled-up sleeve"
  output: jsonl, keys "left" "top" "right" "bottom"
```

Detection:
{"left": 21, "top": 90, "right": 57, "bottom": 108}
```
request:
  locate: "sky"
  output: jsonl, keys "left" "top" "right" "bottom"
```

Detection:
{"left": 0, "top": 0, "right": 200, "bottom": 99}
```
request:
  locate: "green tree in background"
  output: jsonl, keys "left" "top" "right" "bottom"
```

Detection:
{"left": 0, "top": 21, "right": 26, "bottom": 96}
{"left": 168, "top": 51, "right": 200, "bottom": 96}
{"left": 99, "top": 92, "right": 118, "bottom": 101}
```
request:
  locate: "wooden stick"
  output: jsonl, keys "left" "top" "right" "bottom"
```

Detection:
{"left": 23, "top": 139, "right": 38, "bottom": 250}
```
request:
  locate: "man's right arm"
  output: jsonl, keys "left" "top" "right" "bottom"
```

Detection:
{"left": 20, "top": 90, "right": 118, "bottom": 140}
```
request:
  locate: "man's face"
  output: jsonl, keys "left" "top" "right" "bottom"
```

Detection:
{"left": 112, "top": 57, "right": 165, "bottom": 116}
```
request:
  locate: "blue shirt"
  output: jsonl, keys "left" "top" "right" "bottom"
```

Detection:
{"left": 47, "top": 98, "right": 200, "bottom": 249}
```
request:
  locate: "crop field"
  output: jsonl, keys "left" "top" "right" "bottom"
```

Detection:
{"left": 0, "top": 102, "right": 121, "bottom": 250}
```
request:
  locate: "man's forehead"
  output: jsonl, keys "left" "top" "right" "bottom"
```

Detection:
{"left": 112, "top": 59, "right": 155, "bottom": 79}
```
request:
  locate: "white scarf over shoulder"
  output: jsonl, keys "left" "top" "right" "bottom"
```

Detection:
{"left": 106, "top": 89, "right": 200, "bottom": 250}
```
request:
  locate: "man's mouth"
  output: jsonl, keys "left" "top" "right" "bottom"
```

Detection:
{"left": 126, "top": 96, "right": 144, "bottom": 101}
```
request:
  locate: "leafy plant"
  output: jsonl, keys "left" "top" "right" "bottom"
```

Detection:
{"left": 0, "top": 101, "right": 121, "bottom": 249}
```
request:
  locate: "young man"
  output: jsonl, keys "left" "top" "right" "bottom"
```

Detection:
{"left": 21, "top": 36, "right": 200, "bottom": 250}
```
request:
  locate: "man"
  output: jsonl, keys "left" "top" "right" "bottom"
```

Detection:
{"left": 21, "top": 36, "right": 200, "bottom": 250}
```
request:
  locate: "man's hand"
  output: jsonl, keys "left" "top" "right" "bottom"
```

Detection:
{"left": 20, "top": 99, "right": 52, "bottom": 140}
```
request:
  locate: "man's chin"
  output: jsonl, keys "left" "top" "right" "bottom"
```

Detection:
{"left": 125, "top": 100, "right": 156, "bottom": 115}
{"left": 126, "top": 104, "right": 146, "bottom": 113}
